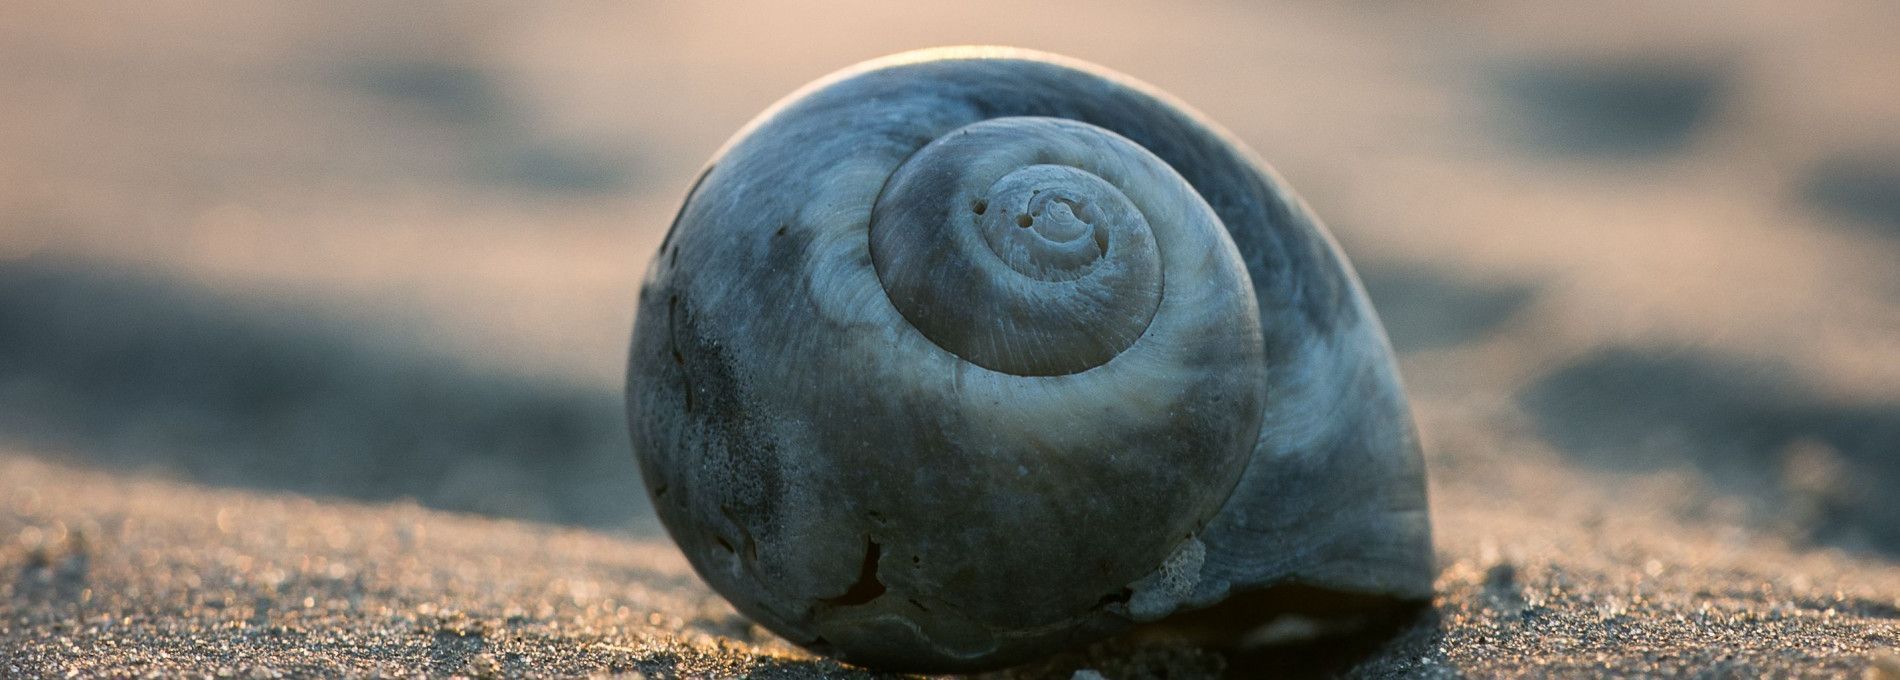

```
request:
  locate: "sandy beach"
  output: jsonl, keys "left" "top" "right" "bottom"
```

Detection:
{"left": 3, "top": 2, "right": 1898, "bottom": 676}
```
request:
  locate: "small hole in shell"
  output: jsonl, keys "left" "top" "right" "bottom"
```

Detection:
{"left": 1017, "top": 214, "right": 1033, "bottom": 228}
{"left": 820, "top": 539, "right": 886, "bottom": 607}
{"left": 971, "top": 199, "right": 987, "bottom": 215}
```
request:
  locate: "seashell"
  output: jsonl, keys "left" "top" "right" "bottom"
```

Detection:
{"left": 626, "top": 46, "right": 1433, "bottom": 672}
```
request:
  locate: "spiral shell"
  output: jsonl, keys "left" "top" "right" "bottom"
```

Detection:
{"left": 627, "top": 47, "right": 1432, "bottom": 671}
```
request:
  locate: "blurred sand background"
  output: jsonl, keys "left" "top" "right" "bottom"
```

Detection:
{"left": 2, "top": 2, "right": 1898, "bottom": 677}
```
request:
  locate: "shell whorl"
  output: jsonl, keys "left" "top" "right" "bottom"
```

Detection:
{"left": 870, "top": 118, "right": 1179, "bottom": 376}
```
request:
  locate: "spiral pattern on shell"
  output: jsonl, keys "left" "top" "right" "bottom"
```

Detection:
{"left": 627, "top": 48, "right": 1434, "bottom": 672}
{"left": 871, "top": 118, "right": 1181, "bottom": 375}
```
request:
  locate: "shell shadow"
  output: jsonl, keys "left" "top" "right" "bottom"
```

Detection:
{"left": 972, "top": 586, "right": 1437, "bottom": 678}
{"left": 1494, "top": 56, "right": 1731, "bottom": 158}
{"left": 1519, "top": 346, "right": 1900, "bottom": 555}
{"left": 1188, "top": 590, "right": 1440, "bottom": 679}
{"left": 0, "top": 256, "right": 648, "bottom": 531}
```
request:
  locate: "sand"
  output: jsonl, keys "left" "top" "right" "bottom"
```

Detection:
{"left": 4, "top": 439, "right": 1898, "bottom": 678}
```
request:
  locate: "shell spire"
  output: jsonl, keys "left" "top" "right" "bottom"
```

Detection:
{"left": 870, "top": 118, "right": 1181, "bottom": 375}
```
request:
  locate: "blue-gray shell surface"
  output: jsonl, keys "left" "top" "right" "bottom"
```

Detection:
{"left": 626, "top": 47, "right": 1432, "bottom": 672}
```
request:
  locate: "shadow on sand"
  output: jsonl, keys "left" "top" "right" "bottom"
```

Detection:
{"left": 343, "top": 57, "right": 636, "bottom": 195}
{"left": 1802, "top": 149, "right": 1900, "bottom": 240}
{"left": 0, "top": 256, "right": 647, "bottom": 531}
{"left": 1495, "top": 56, "right": 1731, "bottom": 158}
{"left": 1520, "top": 346, "right": 1900, "bottom": 555}
{"left": 1356, "top": 264, "right": 1536, "bottom": 354}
